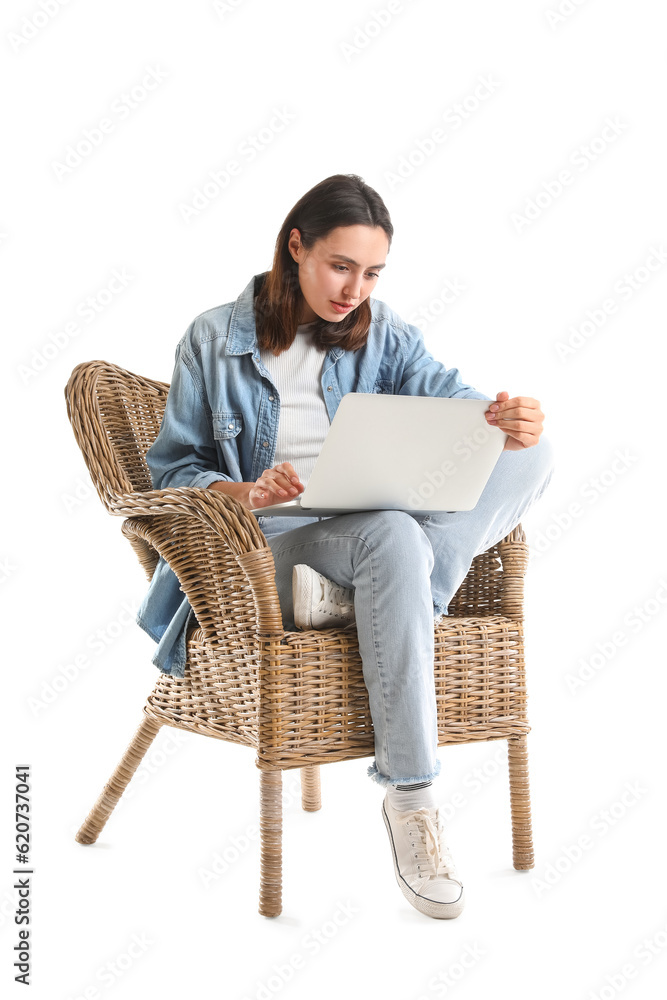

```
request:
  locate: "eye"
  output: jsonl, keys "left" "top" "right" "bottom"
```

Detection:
{"left": 333, "top": 264, "right": 380, "bottom": 279}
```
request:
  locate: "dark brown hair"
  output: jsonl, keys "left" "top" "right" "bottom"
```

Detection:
{"left": 254, "top": 173, "right": 393, "bottom": 354}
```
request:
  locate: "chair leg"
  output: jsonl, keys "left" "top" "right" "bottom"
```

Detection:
{"left": 259, "top": 769, "right": 283, "bottom": 917}
{"left": 507, "top": 735, "right": 535, "bottom": 870}
{"left": 300, "top": 765, "right": 321, "bottom": 812}
{"left": 75, "top": 713, "right": 163, "bottom": 845}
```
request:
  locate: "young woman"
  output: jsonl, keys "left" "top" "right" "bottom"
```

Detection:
{"left": 140, "top": 173, "right": 554, "bottom": 920}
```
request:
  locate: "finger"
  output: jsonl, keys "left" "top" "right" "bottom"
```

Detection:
{"left": 487, "top": 399, "right": 541, "bottom": 422}
{"left": 274, "top": 462, "right": 302, "bottom": 485}
{"left": 252, "top": 486, "right": 286, "bottom": 506}
{"left": 488, "top": 393, "right": 510, "bottom": 415}
{"left": 254, "top": 475, "right": 288, "bottom": 500}
{"left": 269, "top": 472, "right": 301, "bottom": 496}
{"left": 490, "top": 418, "right": 543, "bottom": 435}
{"left": 263, "top": 471, "right": 303, "bottom": 499}
{"left": 276, "top": 461, "right": 299, "bottom": 477}
{"left": 488, "top": 396, "right": 539, "bottom": 412}
{"left": 272, "top": 464, "right": 305, "bottom": 494}
{"left": 487, "top": 406, "right": 543, "bottom": 423}
{"left": 256, "top": 470, "right": 300, "bottom": 500}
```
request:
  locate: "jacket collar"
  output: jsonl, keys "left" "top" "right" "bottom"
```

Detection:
{"left": 226, "top": 272, "right": 266, "bottom": 356}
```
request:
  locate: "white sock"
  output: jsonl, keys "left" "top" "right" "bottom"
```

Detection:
{"left": 387, "top": 780, "right": 435, "bottom": 812}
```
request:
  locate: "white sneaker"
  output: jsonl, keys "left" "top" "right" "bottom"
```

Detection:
{"left": 382, "top": 795, "right": 465, "bottom": 919}
{"left": 292, "top": 564, "right": 356, "bottom": 630}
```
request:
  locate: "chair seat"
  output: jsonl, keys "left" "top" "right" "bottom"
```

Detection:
{"left": 142, "top": 615, "right": 528, "bottom": 770}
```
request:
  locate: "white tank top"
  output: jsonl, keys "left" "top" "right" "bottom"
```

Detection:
{"left": 259, "top": 323, "right": 331, "bottom": 486}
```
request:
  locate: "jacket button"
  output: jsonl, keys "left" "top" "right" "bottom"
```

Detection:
{"left": 268, "top": 395, "right": 274, "bottom": 401}
{"left": 228, "top": 423, "right": 234, "bottom": 429}
{"left": 263, "top": 441, "right": 269, "bottom": 447}
{"left": 327, "top": 386, "right": 332, "bottom": 391}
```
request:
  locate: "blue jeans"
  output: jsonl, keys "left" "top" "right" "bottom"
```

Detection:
{"left": 261, "top": 437, "right": 555, "bottom": 787}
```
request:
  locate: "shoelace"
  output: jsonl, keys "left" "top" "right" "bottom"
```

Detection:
{"left": 319, "top": 577, "right": 355, "bottom": 618}
{"left": 402, "top": 807, "right": 457, "bottom": 879}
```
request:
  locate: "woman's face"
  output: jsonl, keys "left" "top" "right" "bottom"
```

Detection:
{"left": 288, "top": 224, "right": 389, "bottom": 324}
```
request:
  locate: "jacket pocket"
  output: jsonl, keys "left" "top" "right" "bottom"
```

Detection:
{"left": 373, "top": 379, "right": 394, "bottom": 394}
{"left": 212, "top": 412, "right": 243, "bottom": 439}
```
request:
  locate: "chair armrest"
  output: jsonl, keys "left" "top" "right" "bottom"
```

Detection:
{"left": 108, "top": 486, "right": 266, "bottom": 551}
{"left": 448, "top": 523, "right": 528, "bottom": 621}
{"left": 496, "top": 524, "right": 529, "bottom": 620}
{"left": 116, "top": 487, "right": 283, "bottom": 648}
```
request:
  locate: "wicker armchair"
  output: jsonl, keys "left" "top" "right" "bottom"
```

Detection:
{"left": 64, "top": 359, "right": 535, "bottom": 917}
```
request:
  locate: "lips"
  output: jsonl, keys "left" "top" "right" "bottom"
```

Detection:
{"left": 331, "top": 301, "right": 354, "bottom": 312}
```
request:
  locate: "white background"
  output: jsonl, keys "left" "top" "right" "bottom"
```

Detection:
{"left": 2, "top": 1, "right": 666, "bottom": 997}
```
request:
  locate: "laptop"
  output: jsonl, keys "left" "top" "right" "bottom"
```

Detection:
{"left": 249, "top": 393, "right": 507, "bottom": 517}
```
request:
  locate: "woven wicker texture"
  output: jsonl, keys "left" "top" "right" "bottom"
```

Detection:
{"left": 65, "top": 359, "right": 536, "bottom": 915}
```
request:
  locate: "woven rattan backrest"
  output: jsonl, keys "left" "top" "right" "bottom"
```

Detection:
{"left": 65, "top": 360, "right": 169, "bottom": 509}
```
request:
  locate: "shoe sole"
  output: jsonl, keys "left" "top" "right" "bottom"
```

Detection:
{"left": 382, "top": 801, "right": 465, "bottom": 919}
{"left": 292, "top": 564, "right": 314, "bottom": 630}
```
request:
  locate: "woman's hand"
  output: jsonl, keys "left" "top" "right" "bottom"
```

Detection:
{"left": 485, "top": 391, "right": 544, "bottom": 451}
{"left": 249, "top": 462, "right": 305, "bottom": 508}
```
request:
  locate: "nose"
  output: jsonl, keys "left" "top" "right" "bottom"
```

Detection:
{"left": 342, "top": 273, "right": 363, "bottom": 301}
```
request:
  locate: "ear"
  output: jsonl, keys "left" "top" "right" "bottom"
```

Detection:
{"left": 287, "top": 227, "right": 303, "bottom": 264}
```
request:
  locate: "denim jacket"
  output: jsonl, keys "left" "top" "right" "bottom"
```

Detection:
{"left": 136, "top": 271, "right": 490, "bottom": 676}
